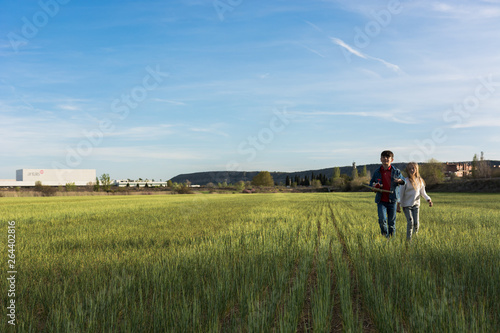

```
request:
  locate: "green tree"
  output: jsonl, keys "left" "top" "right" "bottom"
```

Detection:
{"left": 331, "top": 167, "right": 344, "bottom": 188}
{"left": 35, "top": 181, "right": 43, "bottom": 191}
{"left": 94, "top": 177, "right": 100, "bottom": 192}
{"left": 477, "top": 151, "right": 491, "bottom": 178}
{"left": 360, "top": 165, "right": 367, "bottom": 177}
{"left": 420, "top": 159, "right": 444, "bottom": 186}
{"left": 311, "top": 179, "right": 322, "bottom": 188}
{"left": 472, "top": 154, "right": 478, "bottom": 178}
{"left": 333, "top": 167, "right": 340, "bottom": 179}
{"left": 100, "top": 173, "right": 112, "bottom": 191}
{"left": 351, "top": 168, "right": 358, "bottom": 179}
{"left": 167, "top": 180, "right": 173, "bottom": 187}
{"left": 252, "top": 171, "right": 274, "bottom": 187}
{"left": 235, "top": 180, "right": 245, "bottom": 192}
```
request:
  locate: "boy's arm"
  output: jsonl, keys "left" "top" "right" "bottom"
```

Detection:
{"left": 398, "top": 169, "right": 405, "bottom": 185}
{"left": 369, "top": 170, "right": 376, "bottom": 184}
{"left": 370, "top": 170, "right": 380, "bottom": 187}
{"left": 394, "top": 170, "right": 405, "bottom": 185}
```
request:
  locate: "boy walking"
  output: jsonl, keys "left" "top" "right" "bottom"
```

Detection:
{"left": 370, "top": 150, "right": 405, "bottom": 238}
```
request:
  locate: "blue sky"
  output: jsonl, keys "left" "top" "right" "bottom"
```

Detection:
{"left": 1, "top": 0, "right": 500, "bottom": 181}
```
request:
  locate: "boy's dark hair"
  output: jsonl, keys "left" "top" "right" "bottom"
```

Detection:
{"left": 381, "top": 150, "right": 394, "bottom": 158}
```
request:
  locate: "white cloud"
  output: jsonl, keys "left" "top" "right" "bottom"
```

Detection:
{"left": 298, "top": 43, "right": 327, "bottom": 58}
{"left": 292, "top": 110, "right": 415, "bottom": 124}
{"left": 304, "top": 20, "right": 324, "bottom": 33}
{"left": 107, "top": 124, "right": 176, "bottom": 140}
{"left": 152, "top": 98, "right": 186, "bottom": 106}
{"left": 399, "top": 0, "right": 500, "bottom": 20}
{"left": 189, "top": 126, "right": 229, "bottom": 137}
{"left": 58, "top": 104, "right": 81, "bottom": 111}
{"left": 330, "top": 37, "right": 367, "bottom": 59}
{"left": 449, "top": 117, "right": 500, "bottom": 129}
{"left": 330, "top": 37, "right": 403, "bottom": 74}
{"left": 0, "top": 114, "right": 81, "bottom": 157}
{"left": 91, "top": 146, "right": 205, "bottom": 162}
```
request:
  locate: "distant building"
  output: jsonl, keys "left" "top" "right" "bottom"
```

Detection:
{"left": 0, "top": 169, "right": 96, "bottom": 187}
{"left": 444, "top": 162, "right": 472, "bottom": 178}
{"left": 113, "top": 180, "right": 200, "bottom": 187}
{"left": 113, "top": 180, "right": 169, "bottom": 187}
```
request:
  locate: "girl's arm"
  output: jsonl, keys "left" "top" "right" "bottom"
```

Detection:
{"left": 420, "top": 181, "right": 433, "bottom": 207}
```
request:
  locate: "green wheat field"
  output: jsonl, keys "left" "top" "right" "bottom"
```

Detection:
{"left": 1, "top": 192, "right": 499, "bottom": 332}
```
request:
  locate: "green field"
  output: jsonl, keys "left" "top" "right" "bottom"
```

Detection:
{"left": 1, "top": 193, "right": 499, "bottom": 332}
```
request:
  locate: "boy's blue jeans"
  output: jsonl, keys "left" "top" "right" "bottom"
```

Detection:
{"left": 377, "top": 201, "right": 397, "bottom": 237}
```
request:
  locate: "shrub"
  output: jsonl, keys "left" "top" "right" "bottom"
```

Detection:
{"left": 34, "top": 182, "right": 57, "bottom": 197}
{"left": 235, "top": 181, "right": 245, "bottom": 192}
{"left": 66, "top": 182, "right": 77, "bottom": 191}
{"left": 311, "top": 179, "right": 322, "bottom": 189}
{"left": 176, "top": 185, "right": 193, "bottom": 194}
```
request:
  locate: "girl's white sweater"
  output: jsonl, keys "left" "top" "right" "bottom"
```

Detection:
{"left": 399, "top": 178, "right": 431, "bottom": 207}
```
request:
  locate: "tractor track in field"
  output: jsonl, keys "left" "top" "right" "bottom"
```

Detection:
{"left": 219, "top": 301, "right": 239, "bottom": 332}
{"left": 297, "top": 217, "right": 321, "bottom": 332}
{"left": 329, "top": 241, "right": 344, "bottom": 333}
{"left": 329, "top": 205, "right": 378, "bottom": 333}
{"left": 270, "top": 221, "right": 305, "bottom": 332}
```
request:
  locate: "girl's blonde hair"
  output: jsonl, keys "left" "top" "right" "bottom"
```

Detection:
{"left": 406, "top": 162, "right": 425, "bottom": 190}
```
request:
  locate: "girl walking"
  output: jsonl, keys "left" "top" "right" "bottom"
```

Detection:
{"left": 397, "top": 162, "right": 433, "bottom": 240}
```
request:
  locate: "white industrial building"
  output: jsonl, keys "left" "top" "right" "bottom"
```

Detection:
{"left": 0, "top": 169, "right": 96, "bottom": 187}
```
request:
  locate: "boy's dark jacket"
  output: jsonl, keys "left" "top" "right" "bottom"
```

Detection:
{"left": 370, "top": 166, "right": 406, "bottom": 203}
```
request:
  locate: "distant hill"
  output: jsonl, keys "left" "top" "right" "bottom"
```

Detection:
{"left": 170, "top": 160, "right": 500, "bottom": 186}
{"left": 170, "top": 163, "right": 406, "bottom": 185}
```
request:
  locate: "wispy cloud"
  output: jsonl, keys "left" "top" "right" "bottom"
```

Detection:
{"left": 330, "top": 37, "right": 403, "bottom": 74}
{"left": 304, "top": 20, "right": 324, "bottom": 33}
{"left": 108, "top": 124, "right": 176, "bottom": 140}
{"left": 57, "top": 104, "right": 81, "bottom": 111}
{"left": 296, "top": 42, "right": 327, "bottom": 58}
{"left": 429, "top": 1, "right": 500, "bottom": 19}
{"left": 0, "top": 113, "right": 82, "bottom": 157}
{"left": 152, "top": 98, "right": 186, "bottom": 106}
{"left": 330, "top": 37, "right": 367, "bottom": 59}
{"left": 91, "top": 146, "right": 205, "bottom": 162}
{"left": 293, "top": 110, "right": 415, "bottom": 124}
{"left": 189, "top": 124, "right": 229, "bottom": 137}
{"left": 391, "top": 0, "right": 500, "bottom": 21}
{"left": 449, "top": 117, "right": 500, "bottom": 129}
